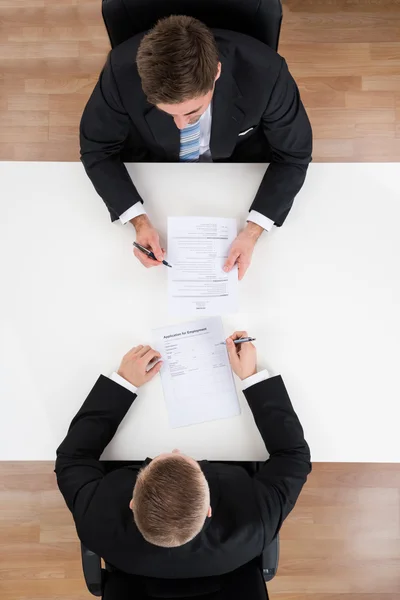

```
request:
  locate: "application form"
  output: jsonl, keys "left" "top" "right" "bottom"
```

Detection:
{"left": 152, "top": 317, "right": 240, "bottom": 428}
{"left": 168, "top": 216, "right": 238, "bottom": 316}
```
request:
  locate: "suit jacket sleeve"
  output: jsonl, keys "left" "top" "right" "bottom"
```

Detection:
{"left": 250, "top": 58, "right": 313, "bottom": 226}
{"left": 244, "top": 376, "right": 311, "bottom": 542}
{"left": 80, "top": 54, "right": 143, "bottom": 221}
{"left": 55, "top": 375, "right": 136, "bottom": 519}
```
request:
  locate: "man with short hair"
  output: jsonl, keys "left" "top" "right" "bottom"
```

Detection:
{"left": 80, "top": 15, "right": 312, "bottom": 279}
{"left": 55, "top": 333, "right": 311, "bottom": 577}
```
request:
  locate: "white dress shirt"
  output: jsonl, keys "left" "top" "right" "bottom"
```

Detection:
{"left": 109, "top": 368, "right": 271, "bottom": 395}
{"left": 118, "top": 104, "right": 275, "bottom": 232}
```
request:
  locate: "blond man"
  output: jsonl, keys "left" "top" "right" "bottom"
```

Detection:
{"left": 56, "top": 333, "right": 311, "bottom": 577}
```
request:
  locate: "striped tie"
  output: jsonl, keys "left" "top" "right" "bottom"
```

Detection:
{"left": 179, "top": 120, "right": 200, "bottom": 162}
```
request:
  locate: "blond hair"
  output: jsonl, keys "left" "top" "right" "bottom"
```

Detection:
{"left": 131, "top": 455, "right": 209, "bottom": 547}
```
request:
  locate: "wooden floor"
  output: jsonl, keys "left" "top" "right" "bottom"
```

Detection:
{"left": 0, "top": 0, "right": 399, "bottom": 161}
{"left": 1, "top": 1, "right": 400, "bottom": 599}
{"left": 0, "top": 462, "right": 399, "bottom": 599}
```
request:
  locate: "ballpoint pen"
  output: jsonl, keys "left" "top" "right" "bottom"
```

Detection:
{"left": 221, "top": 337, "right": 256, "bottom": 345}
{"left": 133, "top": 241, "right": 172, "bottom": 268}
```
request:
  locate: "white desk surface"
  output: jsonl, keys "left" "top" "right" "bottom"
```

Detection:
{"left": 1, "top": 162, "right": 399, "bottom": 462}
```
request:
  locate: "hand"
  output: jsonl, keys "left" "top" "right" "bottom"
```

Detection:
{"left": 131, "top": 215, "right": 165, "bottom": 268}
{"left": 225, "top": 331, "right": 257, "bottom": 380}
{"left": 223, "top": 222, "right": 263, "bottom": 281}
{"left": 117, "top": 345, "right": 163, "bottom": 388}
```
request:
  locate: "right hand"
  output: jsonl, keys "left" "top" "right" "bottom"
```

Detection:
{"left": 132, "top": 215, "right": 165, "bottom": 268}
{"left": 226, "top": 331, "right": 257, "bottom": 380}
{"left": 117, "top": 345, "right": 163, "bottom": 388}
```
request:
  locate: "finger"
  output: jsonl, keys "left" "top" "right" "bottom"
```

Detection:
{"left": 223, "top": 248, "right": 240, "bottom": 273}
{"left": 237, "top": 340, "right": 255, "bottom": 352}
{"left": 136, "top": 345, "right": 151, "bottom": 358}
{"left": 142, "top": 348, "right": 161, "bottom": 365}
{"left": 145, "top": 359, "right": 163, "bottom": 381}
{"left": 134, "top": 249, "right": 160, "bottom": 268}
{"left": 149, "top": 236, "right": 164, "bottom": 262}
{"left": 229, "top": 331, "right": 248, "bottom": 342}
{"left": 127, "top": 345, "right": 144, "bottom": 357}
{"left": 238, "top": 260, "right": 250, "bottom": 281}
{"left": 133, "top": 248, "right": 156, "bottom": 267}
{"left": 225, "top": 337, "right": 240, "bottom": 366}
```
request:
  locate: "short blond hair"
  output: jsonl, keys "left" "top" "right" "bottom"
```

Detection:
{"left": 131, "top": 455, "right": 209, "bottom": 548}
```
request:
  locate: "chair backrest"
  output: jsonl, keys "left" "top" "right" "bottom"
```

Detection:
{"left": 102, "top": 0, "right": 283, "bottom": 50}
{"left": 101, "top": 559, "right": 270, "bottom": 600}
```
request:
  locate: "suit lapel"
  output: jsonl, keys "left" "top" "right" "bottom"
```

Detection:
{"left": 210, "top": 64, "right": 245, "bottom": 161}
{"left": 144, "top": 106, "right": 180, "bottom": 160}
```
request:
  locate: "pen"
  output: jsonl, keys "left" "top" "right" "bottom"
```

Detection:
{"left": 133, "top": 241, "right": 172, "bottom": 268}
{"left": 222, "top": 337, "right": 256, "bottom": 345}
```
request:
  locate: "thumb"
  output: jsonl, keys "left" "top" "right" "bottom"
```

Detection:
{"left": 226, "top": 338, "right": 239, "bottom": 369}
{"left": 145, "top": 359, "right": 163, "bottom": 381}
{"left": 224, "top": 249, "right": 240, "bottom": 273}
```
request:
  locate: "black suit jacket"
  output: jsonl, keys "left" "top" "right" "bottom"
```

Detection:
{"left": 80, "top": 29, "right": 312, "bottom": 226}
{"left": 55, "top": 375, "right": 311, "bottom": 578}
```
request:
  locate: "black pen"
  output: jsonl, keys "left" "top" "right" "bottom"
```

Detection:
{"left": 133, "top": 241, "right": 172, "bottom": 268}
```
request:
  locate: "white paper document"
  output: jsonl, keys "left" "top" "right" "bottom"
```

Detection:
{"left": 167, "top": 216, "right": 238, "bottom": 316}
{"left": 152, "top": 317, "right": 240, "bottom": 428}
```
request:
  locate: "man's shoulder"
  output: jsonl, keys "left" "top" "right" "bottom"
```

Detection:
{"left": 202, "top": 461, "right": 256, "bottom": 487}
{"left": 108, "top": 32, "right": 145, "bottom": 73}
{"left": 76, "top": 467, "right": 137, "bottom": 532}
{"left": 212, "top": 28, "right": 282, "bottom": 68}
{"left": 85, "top": 467, "right": 138, "bottom": 510}
{"left": 204, "top": 463, "right": 264, "bottom": 540}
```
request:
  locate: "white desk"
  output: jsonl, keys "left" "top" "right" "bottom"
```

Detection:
{"left": 1, "top": 162, "right": 399, "bottom": 462}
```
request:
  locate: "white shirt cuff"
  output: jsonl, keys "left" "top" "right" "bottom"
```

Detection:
{"left": 109, "top": 372, "right": 138, "bottom": 395}
{"left": 118, "top": 203, "right": 146, "bottom": 225}
{"left": 247, "top": 210, "right": 274, "bottom": 232}
{"left": 241, "top": 369, "right": 271, "bottom": 391}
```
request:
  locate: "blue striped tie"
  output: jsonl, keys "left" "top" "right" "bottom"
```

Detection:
{"left": 179, "top": 120, "right": 200, "bottom": 162}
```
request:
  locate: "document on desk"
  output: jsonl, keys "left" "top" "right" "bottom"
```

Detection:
{"left": 152, "top": 317, "right": 240, "bottom": 428}
{"left": 168, "top": 216, "right": 238, "bottom": 316}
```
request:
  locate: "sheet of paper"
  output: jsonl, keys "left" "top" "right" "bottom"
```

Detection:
{"left": 167, "top": 216, "right": 238, "bottom": 316}
{"left": 152, "top": 317, "right": 240, "bottom": 428}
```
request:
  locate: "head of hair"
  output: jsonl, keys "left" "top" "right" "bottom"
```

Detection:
{"left": 136, "top": 15, "right": 220, "bottom": 105}
{"left": 131, "top": 455, "right": 210, "bottom": 547}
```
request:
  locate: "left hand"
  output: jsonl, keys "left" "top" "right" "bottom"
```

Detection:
{"left": 223, "top": 222, "right": 264, "bottom": 281}
{"left": 117, "top": 345, "right": 163, "bottom": 388}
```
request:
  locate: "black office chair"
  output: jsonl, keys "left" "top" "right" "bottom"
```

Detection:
{"left": 81, "top": 461, "right": 279, "bottom": 599}
{"left": 101, "top": 0, "right": 283, "bottom": 51}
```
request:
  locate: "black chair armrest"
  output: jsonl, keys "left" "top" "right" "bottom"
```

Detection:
{"left": 261, "top": 535, "right": 279, "bottom": 582}
{"left": 81, "top": 543, "right": 105, "bottom": 596}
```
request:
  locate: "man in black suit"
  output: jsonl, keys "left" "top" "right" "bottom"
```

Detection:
{"left": 55, "top": 332, "right": 311, "bottom": 578}
{"left": 80, "top": 16, "right": 312, "bottom": 280}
